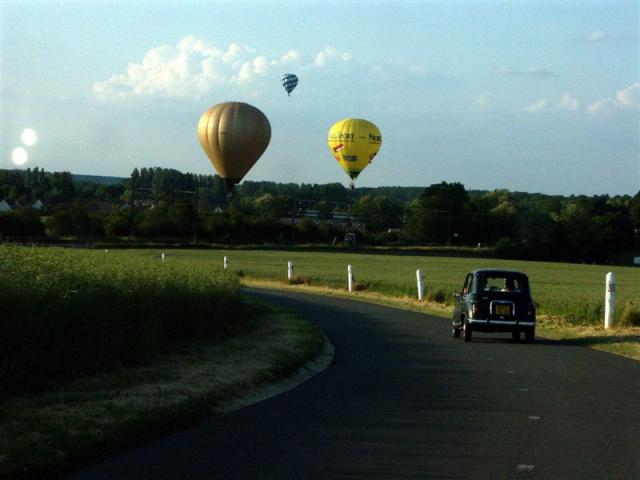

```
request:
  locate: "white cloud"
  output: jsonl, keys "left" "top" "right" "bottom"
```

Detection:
{"left": 587, "top": 98, "right": 616, "bottom": 114}
{"left": 523, "top": 99, "right": 548, "bottom": 113}
{"left": 588, "top": 82, "right": 639, "bottom": 114}
{"left": 312, "top": 46, "right": 352, "bottom": 68}
{"left": 521, "top": 93, "right": 584, "bottom": 114}
{"left": 93, "top": 37, "right": 350, "bottom": 100}
{"left": 558, "top": 93, "right": 579, "bottom": 111}
{"left": 408, "top": 65, "right": 427, "bottom": 75}
{"left": 278, "top": 50, "right": 300, "bottom": 65}
{"left": 522, "top": 93, "right": 581, "bottom": 113}
{"left": 475, "top": 94, "right": 494, "bottom": 111}
{"left": 616, "top": 82, "right": 639, "bottom": 107}
{"left": 587, "top": 31, "right": 611, "bottom": 43}
{"left": 522, "top": 86, "right": 637, "bottom": 115}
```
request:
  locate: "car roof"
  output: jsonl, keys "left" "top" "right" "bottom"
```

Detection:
{"left": 470, "top": 268, "right": 528, "bottom": 276}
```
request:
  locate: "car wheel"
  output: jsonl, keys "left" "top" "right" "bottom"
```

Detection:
{"left": 512, "top": 330, "right": 521, "bottom": 342}
{"left": 452, "top": 326, "right": 461, "bottom": 338}
{"left": 524, "top": 328, "right": 535, "bottom": 343}
{"left": 463, "top": 319, "right": 472, "bottom": 342}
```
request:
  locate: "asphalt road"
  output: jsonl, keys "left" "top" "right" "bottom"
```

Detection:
{"left": 68, "top": 288, "right": 640, "bottom": 479}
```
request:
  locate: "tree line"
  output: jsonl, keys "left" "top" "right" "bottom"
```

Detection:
{"left": 1, "top": 167, "right": 638, "bottom": 263}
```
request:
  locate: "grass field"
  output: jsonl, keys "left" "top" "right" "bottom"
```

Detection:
{"left": 112, "top": 248, "right": 640, "bottom": 326}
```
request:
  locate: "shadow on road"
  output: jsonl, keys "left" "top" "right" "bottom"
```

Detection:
{"left": 464, "top": 333, "right": 640, "bottom": 351}
{"left": 550, "top": 334, "right": 640, "bottom": 348}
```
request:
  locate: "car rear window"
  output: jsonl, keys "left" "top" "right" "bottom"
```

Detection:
{"left": 480, "top": 274, "right": 528, "bottom": 293}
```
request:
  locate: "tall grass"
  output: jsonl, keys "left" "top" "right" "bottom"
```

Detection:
{"left": 0, "top": 246, "right": 243, "bottom": 397}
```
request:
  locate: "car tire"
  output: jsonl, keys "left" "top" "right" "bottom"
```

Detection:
{"left": 512, "top": 330, "right": 521, "bottom": 342}
{"left": 524, "top": 328, "right": 535, "bottom": 343}
{"left": 463, "top": 319, "right": 472, "bottom": 342}
{"left": 452, "top": 326, "right": 461, "bottom": 338}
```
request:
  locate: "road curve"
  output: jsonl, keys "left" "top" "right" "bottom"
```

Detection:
{"left": 67, "top": 288, "right": 640, "bottom": 479}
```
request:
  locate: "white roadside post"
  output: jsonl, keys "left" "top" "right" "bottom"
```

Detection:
{"left": 223, "top": 256, "right": 229, "bottom": 270}
{"left": 348, "top": 265, "right": 354, "bottom": 292}
{"left": 161, "top": 253, "right": 165, "bottom": 262}
{"left": 416, "top": 269, "right": 425, "bottom": 301}
{"left": 288, "top": 260, "right": 294, "bottom": 281}
{"left": 605, "top": 272, "right": 616, "bottom": 329}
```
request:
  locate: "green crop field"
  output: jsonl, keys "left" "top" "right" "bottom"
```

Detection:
{"left": 110, "top": 248, "right": 640, "bottom": 326}
{"left": 0, "top": 245, "right": 244, "bottom": 397}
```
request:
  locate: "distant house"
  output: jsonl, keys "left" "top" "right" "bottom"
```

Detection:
{"left": 280, "top": 209, "right": 364, "bottom": 229}
{"left": 32, "top": 199, "right": 44, "bottom": 210}
{"left": 0, "top": 199, "right": 18, "bottom": 213}
{"left": 82, "top": 201, "right": 113, "bottom": 214}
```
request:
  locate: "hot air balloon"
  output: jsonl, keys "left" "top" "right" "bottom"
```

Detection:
{"left": 198, "top": 102, "right": 271, "bottom": 193}
{"left": 327, "top": 118, "right": 382, "bottom": 188}
{"left": 281, "top": 73, "right": 298, "bottom": 96}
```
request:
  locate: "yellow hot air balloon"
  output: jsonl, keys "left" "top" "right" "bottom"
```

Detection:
{"left": 198, "top": 102, "right": 271, "bottom": 192}
{"left": 327, "top": 118, "right": 382, "bottom": 188}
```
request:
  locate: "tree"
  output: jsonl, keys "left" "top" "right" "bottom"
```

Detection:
{"left": 350, "top": 195, "right": 404, "bottom": 232}
{"left": 630, "top": 192, "right": 640, "bottom": 232}
{"left": 48, "top": 203, "right": 102, "bottom": 237}
{"left": 314, "top": 201, "right": 334, "bottom": 221}
{"left": 403, "top": 182, "right": 468, "bottom": 244}
{"left": 48, "top": 172, "right": 76, "bottom": 204}
{"left": 104, "top": 208, "right": 130, "bottom": 237}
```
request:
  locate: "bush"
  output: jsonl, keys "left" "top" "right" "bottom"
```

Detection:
{"left": 47, "top": 203, "right": 104, "bottom": 237}
{"left": 352, "top": 281, "right": 368, "bottom": 292}
{"left": 288, "top": 275, "right": 310, "bottom": 285}
{"left": 495, "top": 237, "right": 527, "bottom": 259}
{"left": 294, "top": 218, "right": 321, "bottom": 242}
{"left": 619, "top": 302, "right": 640, "bottom": 327}
{"left": 0, "top": 208, "right": 44, "bottom": 237}
{"left": 427, "top": 289, "right": 447, "bottom": 304}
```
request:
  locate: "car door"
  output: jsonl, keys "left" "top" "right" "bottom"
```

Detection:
{"left": 454, "top": 273, "right": 473, "bottom": 325}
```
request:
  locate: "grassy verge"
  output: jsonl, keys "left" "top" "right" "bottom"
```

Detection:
{"left": 0, "top": 300, "right": 325, "bottom": 479}
{"left": 536, "top": 317, "right": 640, "bottom": 359}
{"left": 242, "top": 277, "right": 640, "bottom": 361}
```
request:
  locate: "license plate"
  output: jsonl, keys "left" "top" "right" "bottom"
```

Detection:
{"left": 495, "top": 304, "right": 511, "bottom": 315}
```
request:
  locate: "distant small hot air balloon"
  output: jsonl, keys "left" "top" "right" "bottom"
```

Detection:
{"left": 281, "top": 73, "right": 298, "bottom": 96}
{"left": 327, "top": 118, "right": 382, "bottom": 188}
{"left": 197, "top": 102, "right": 271, "bottom": 193}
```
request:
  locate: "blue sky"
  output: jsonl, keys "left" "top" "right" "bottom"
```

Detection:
{"left": 2, "top": 1, "right": 638, "bottom": 195}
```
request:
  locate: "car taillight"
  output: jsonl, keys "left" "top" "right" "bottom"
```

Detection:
{"left": 527, "top": 304, "right": 534, "bottom": 318}
{"left": 471, "top": 303, "right": 479, "bottom": 318}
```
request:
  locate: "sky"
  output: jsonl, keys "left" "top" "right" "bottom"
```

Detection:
{"left": 1, "top": 0, "right": 638, "bottom": 196}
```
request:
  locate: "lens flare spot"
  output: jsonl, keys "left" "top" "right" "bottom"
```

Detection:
{"left": 21, "top": 128, "right": 38, "bottom": 146}
{"left": 11, "top": 147, "right": 28, "bottom": 166}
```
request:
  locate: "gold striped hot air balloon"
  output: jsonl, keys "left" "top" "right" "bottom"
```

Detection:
{"left": 327, "top": 118, "right": 382, "bottom": 188}
{"left": 198, "top": 102, "right": 271, "bottom": 193}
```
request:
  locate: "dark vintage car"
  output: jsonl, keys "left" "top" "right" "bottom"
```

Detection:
{"left": 452, "top": 269, "right": 536, "bottom": 342}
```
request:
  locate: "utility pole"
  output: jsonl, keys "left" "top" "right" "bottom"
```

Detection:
{"left": 447, "top": 201, "right": 454, "bottom": 246}
{"left": 192, "top": 176, "right": 199, "bottom": 244}
{"left": 128, "top": 172, "right": 137, "bottom": 239}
